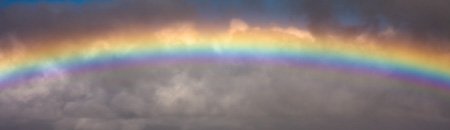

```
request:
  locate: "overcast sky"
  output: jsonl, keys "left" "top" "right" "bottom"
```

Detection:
{"left": 0, "top": 0, "right": 450, "bottom": 130}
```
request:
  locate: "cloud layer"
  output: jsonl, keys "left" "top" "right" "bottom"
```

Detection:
{"left": 1, "top": 0, "right": 450, "bottom": 42}
{"left": 1, "top": 61, "right": 449, "bottom": 130}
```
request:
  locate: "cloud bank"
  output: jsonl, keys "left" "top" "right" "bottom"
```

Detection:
{"left": 1, "top": 61, "right": 450, "bottom": 130}
{"left": 0, "top": 0, "right": 450, "bottom": 42}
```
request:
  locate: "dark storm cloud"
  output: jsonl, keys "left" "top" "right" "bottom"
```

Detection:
{"left": 0, "top": 0, "right": 195, "bottom": 42}
{"left": 1, "top": 0, "right": 450, "bottom": 43}
{"left": 327, "top": 0, "right": 450, "bottom": 41}
{"left": 0, "top": 61, "right": 450, "bottom": 129}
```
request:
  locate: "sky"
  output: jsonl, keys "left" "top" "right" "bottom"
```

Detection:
{"left": 0, "top": 0, "right": 450, "bottom": 130}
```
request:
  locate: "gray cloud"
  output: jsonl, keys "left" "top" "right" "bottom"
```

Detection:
{"left": 0, "top": 0, "right": 195, "bottom": 42}
{"left": 1, "top": 60, "right": 449, "bottom": 129}
{"left": 0, "top": 0, "right": 450, "bottom": 43}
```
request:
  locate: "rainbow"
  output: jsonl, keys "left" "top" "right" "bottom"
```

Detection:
{"left": 0, "top": 23, "right": 449, "bottom": 94}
